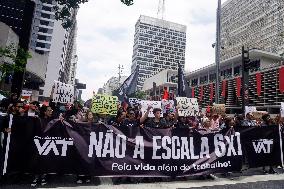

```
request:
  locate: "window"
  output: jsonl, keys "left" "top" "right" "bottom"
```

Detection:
{"left": 42, "top": 6, "right": 52, "bottom": 12}
{"left": 40, "top": 20, "right": 49, "bottom": 26}
{"left": 38, "top": 27, "right": 48, "bottom": 33}
{"left": 41, "top": 13, "right": 50, "bottom": 19}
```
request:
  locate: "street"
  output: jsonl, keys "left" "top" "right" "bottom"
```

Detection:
{"left": 1, "top": 167, "right": 284, "bottom": 189}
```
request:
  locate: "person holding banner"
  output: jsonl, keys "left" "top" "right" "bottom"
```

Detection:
{"left": 108, "top": 109, "right": 127, "bottom": 127}
{"left": 259, "top": 114, "right": 277, "bottom": 174}
{"left": 242, "top": 112, "right": 257, "bottom": 127}
{"left": 141, "top": 107, "right": 167, "bottom": 128}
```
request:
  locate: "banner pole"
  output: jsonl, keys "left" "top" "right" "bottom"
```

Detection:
{"left": 278, "top": 124, "right": 284, "bottom": 168}
{"left": 2, "top": 114, "right": 13, "bottom": 175}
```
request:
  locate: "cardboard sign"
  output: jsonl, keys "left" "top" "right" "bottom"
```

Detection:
{"left": 129, "top": 98, "right": 141, "bottom": 107}
{"left": 212, "top": 104, "right": 226, "bottom": 115}
{"left": 281, "top": 102, "right": 284, "bottom": 118}
{"left": 140, "top": 100, "right": 162, "bottom": 118}
{"left": 176, "top": 97, "right": 199, "bottom": 117}
{"left": 21, "top": 90, "right": 32, "bottom": 97}
{"left": 91, "top": 95, "right": 118, "bottom": 115}
{"left": 52, "top": 81, "right": 74, "bottom": 104}
{"left": 161, "top": 99, "right": 175, "bottom": 113}
{"left": 245, "top": 106, "right": 257, "bottom": 116}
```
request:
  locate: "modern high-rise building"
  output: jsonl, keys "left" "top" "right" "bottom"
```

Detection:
{"left": 220, "top": 0, "right": 284, "bottom": 61}
{"left": 29, "top": 0, "right": 56, "bottom": 54}
{"left": 131, "top": 15, "right": 186, "bottom": 90}
{"left": 0, "top": 0, "right": 35, "bottom": 50}
{"left": 39, "top": 9, "right": 79, "bottom": 100}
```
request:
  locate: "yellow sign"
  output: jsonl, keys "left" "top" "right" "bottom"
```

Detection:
{"left": 91, "top": 95, "right": 118, "bottom": 115}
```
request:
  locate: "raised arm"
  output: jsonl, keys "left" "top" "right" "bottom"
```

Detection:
{"left": 140, "top": 105, "right": 152, "bottom": 123}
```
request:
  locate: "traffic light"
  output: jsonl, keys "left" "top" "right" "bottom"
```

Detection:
{"left": 242, "top": 47, "right": 250, "bottom": 72}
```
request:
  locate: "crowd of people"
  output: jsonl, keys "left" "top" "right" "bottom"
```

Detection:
{"left": 0, "top": 93, "right": 284, "bottom": 186}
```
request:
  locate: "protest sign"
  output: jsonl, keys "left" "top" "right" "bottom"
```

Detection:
{"left": 245, "top": 106, "right": 257, "bottom": 116}
{"left": 129, "top": 98, "right": 141, "bottom": 107}
{"left": 21, "top": 90, "right": 32, "bottom": 97}
{"left": 91, "top": 95, "right": 118, "bottom": 115}
{"left": 52, "top": 81, "right": 74, "bottom": 104}
{"left": 161, "top": 99, "right": 175, "bottom": 113}
{"left": 212, "top": 104, "right": 226, "bottom": 115}
{"left": 176, "top": 97, "right": 199, "bottom": 116}
{"left": 140, "top": 100, "right": 162, "bottom": 117}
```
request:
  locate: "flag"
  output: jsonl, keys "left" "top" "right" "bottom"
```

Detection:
{"left": 162, "top": 87, "right": 169, "bottom": 100}
{"left": 178, "top": 64, "right": 190, "bottom": 97}
{"left": 256, "top": 73, "right": 262, "bottom": 96}
{"left": 118, "top": 66, "right": 139, "bottom": 101}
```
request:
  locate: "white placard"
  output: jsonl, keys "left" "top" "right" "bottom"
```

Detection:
{"left": 129, "top": 98, "right": 141, "bottom": 107}
{"left": 281, "top": 102, "right": 284, "bottom": 118}
{"left": 21, "top": 90, "right": 32, "bottom": 97}
{"left": 140, "top": 100, "right": 162, "bottom": 118}
{"left": 245, "top": 106, "right": 257, "bottom": 116}
{"left": 161, "top": 99, "right": 175, "bottom": 113}
{"left": 176, "top": 97, "right": 199, "bottom": 117}
{"left": 52, "top": 81, "right": 74, "bottom": 104}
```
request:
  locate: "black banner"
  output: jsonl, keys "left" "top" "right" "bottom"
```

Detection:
{"left": 1, "top": 116, "right": 283, "bottom": 177}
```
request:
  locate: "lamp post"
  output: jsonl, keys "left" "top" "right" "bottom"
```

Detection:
{"left": 118, "top": 64, "right": 124, "bottom": 84}
{"left": 215, "top": 0, "right": 222, "bottom": 104}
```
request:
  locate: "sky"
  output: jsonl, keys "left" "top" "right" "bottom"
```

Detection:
{"left": 76, "top": 0, "right": 228, "bottom": 100}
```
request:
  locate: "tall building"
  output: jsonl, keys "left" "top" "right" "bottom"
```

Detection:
{"left": 29, "top": 0, "right": 56, "bottom": 54}
{"left": 59, "top": 15, "right": 78, "bottom": 84}
{"left": 131, "top": 15, "right": 186, "bottom": 90}
{"left": 0, "top": 0, "right": 35, "bottom": 50}
{"left": 220, "top": 0, "right": 284, "bottom": 61}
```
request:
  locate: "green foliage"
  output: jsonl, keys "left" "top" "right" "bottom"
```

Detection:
{"left": 43, "top": 0, "right": 134, "bottom": 29}
{"left": 129, "top": 90, "right": 146, "bottom": 100}
{"left": 0, "top": 45, "right": 31, "bottom": 82}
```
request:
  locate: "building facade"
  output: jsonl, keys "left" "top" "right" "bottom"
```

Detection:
{"left": 39, "top": 9, "right": 78, "bottom": 100}
{"left": 29, "top": 0, "right": 56, "bottom": 54}
{"left": 186, "top": 50, "right": 284, "bottom": 114}
{"left": 142, "top": 69, "right": 177, "bottom": 100}
{"left": 131, "top": 15, "right": 186, "bottom": 89}
{"left": 220, "top": 0, "right": 284, "bottom": 61}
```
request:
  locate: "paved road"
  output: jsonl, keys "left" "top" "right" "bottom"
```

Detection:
{"left": 0, "top": 167, "right": 284, "bottom": 189}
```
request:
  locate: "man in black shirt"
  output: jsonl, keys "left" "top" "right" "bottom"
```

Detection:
{"left": 142, "top": 107, "right": 168, "bottom": 128}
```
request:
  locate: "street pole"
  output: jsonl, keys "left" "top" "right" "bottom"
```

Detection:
{"left": 215, "top": 0, "right": 221, "bottom": 104}
{"left": 241, "top": 46, "right": 250, "bottom": 116}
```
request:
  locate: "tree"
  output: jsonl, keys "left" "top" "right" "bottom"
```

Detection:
{"left": 0, "top": 44, "right": 32, "bottom": 83}
{"left": 129, "top": 90, "right": 146, "bottom": 100}
{"left": 42, "top": 0, "right": 134, "bottom": 29}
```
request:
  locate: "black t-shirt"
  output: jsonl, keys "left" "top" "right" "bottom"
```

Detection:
{"left": 122, "top": 118, "right": 140, "bottom": 127}
{"left": 145, "top": 118, "right": 168, "bottom": 128}
{"left": 175, "top": 121, "right": 190, "bottom": 129}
